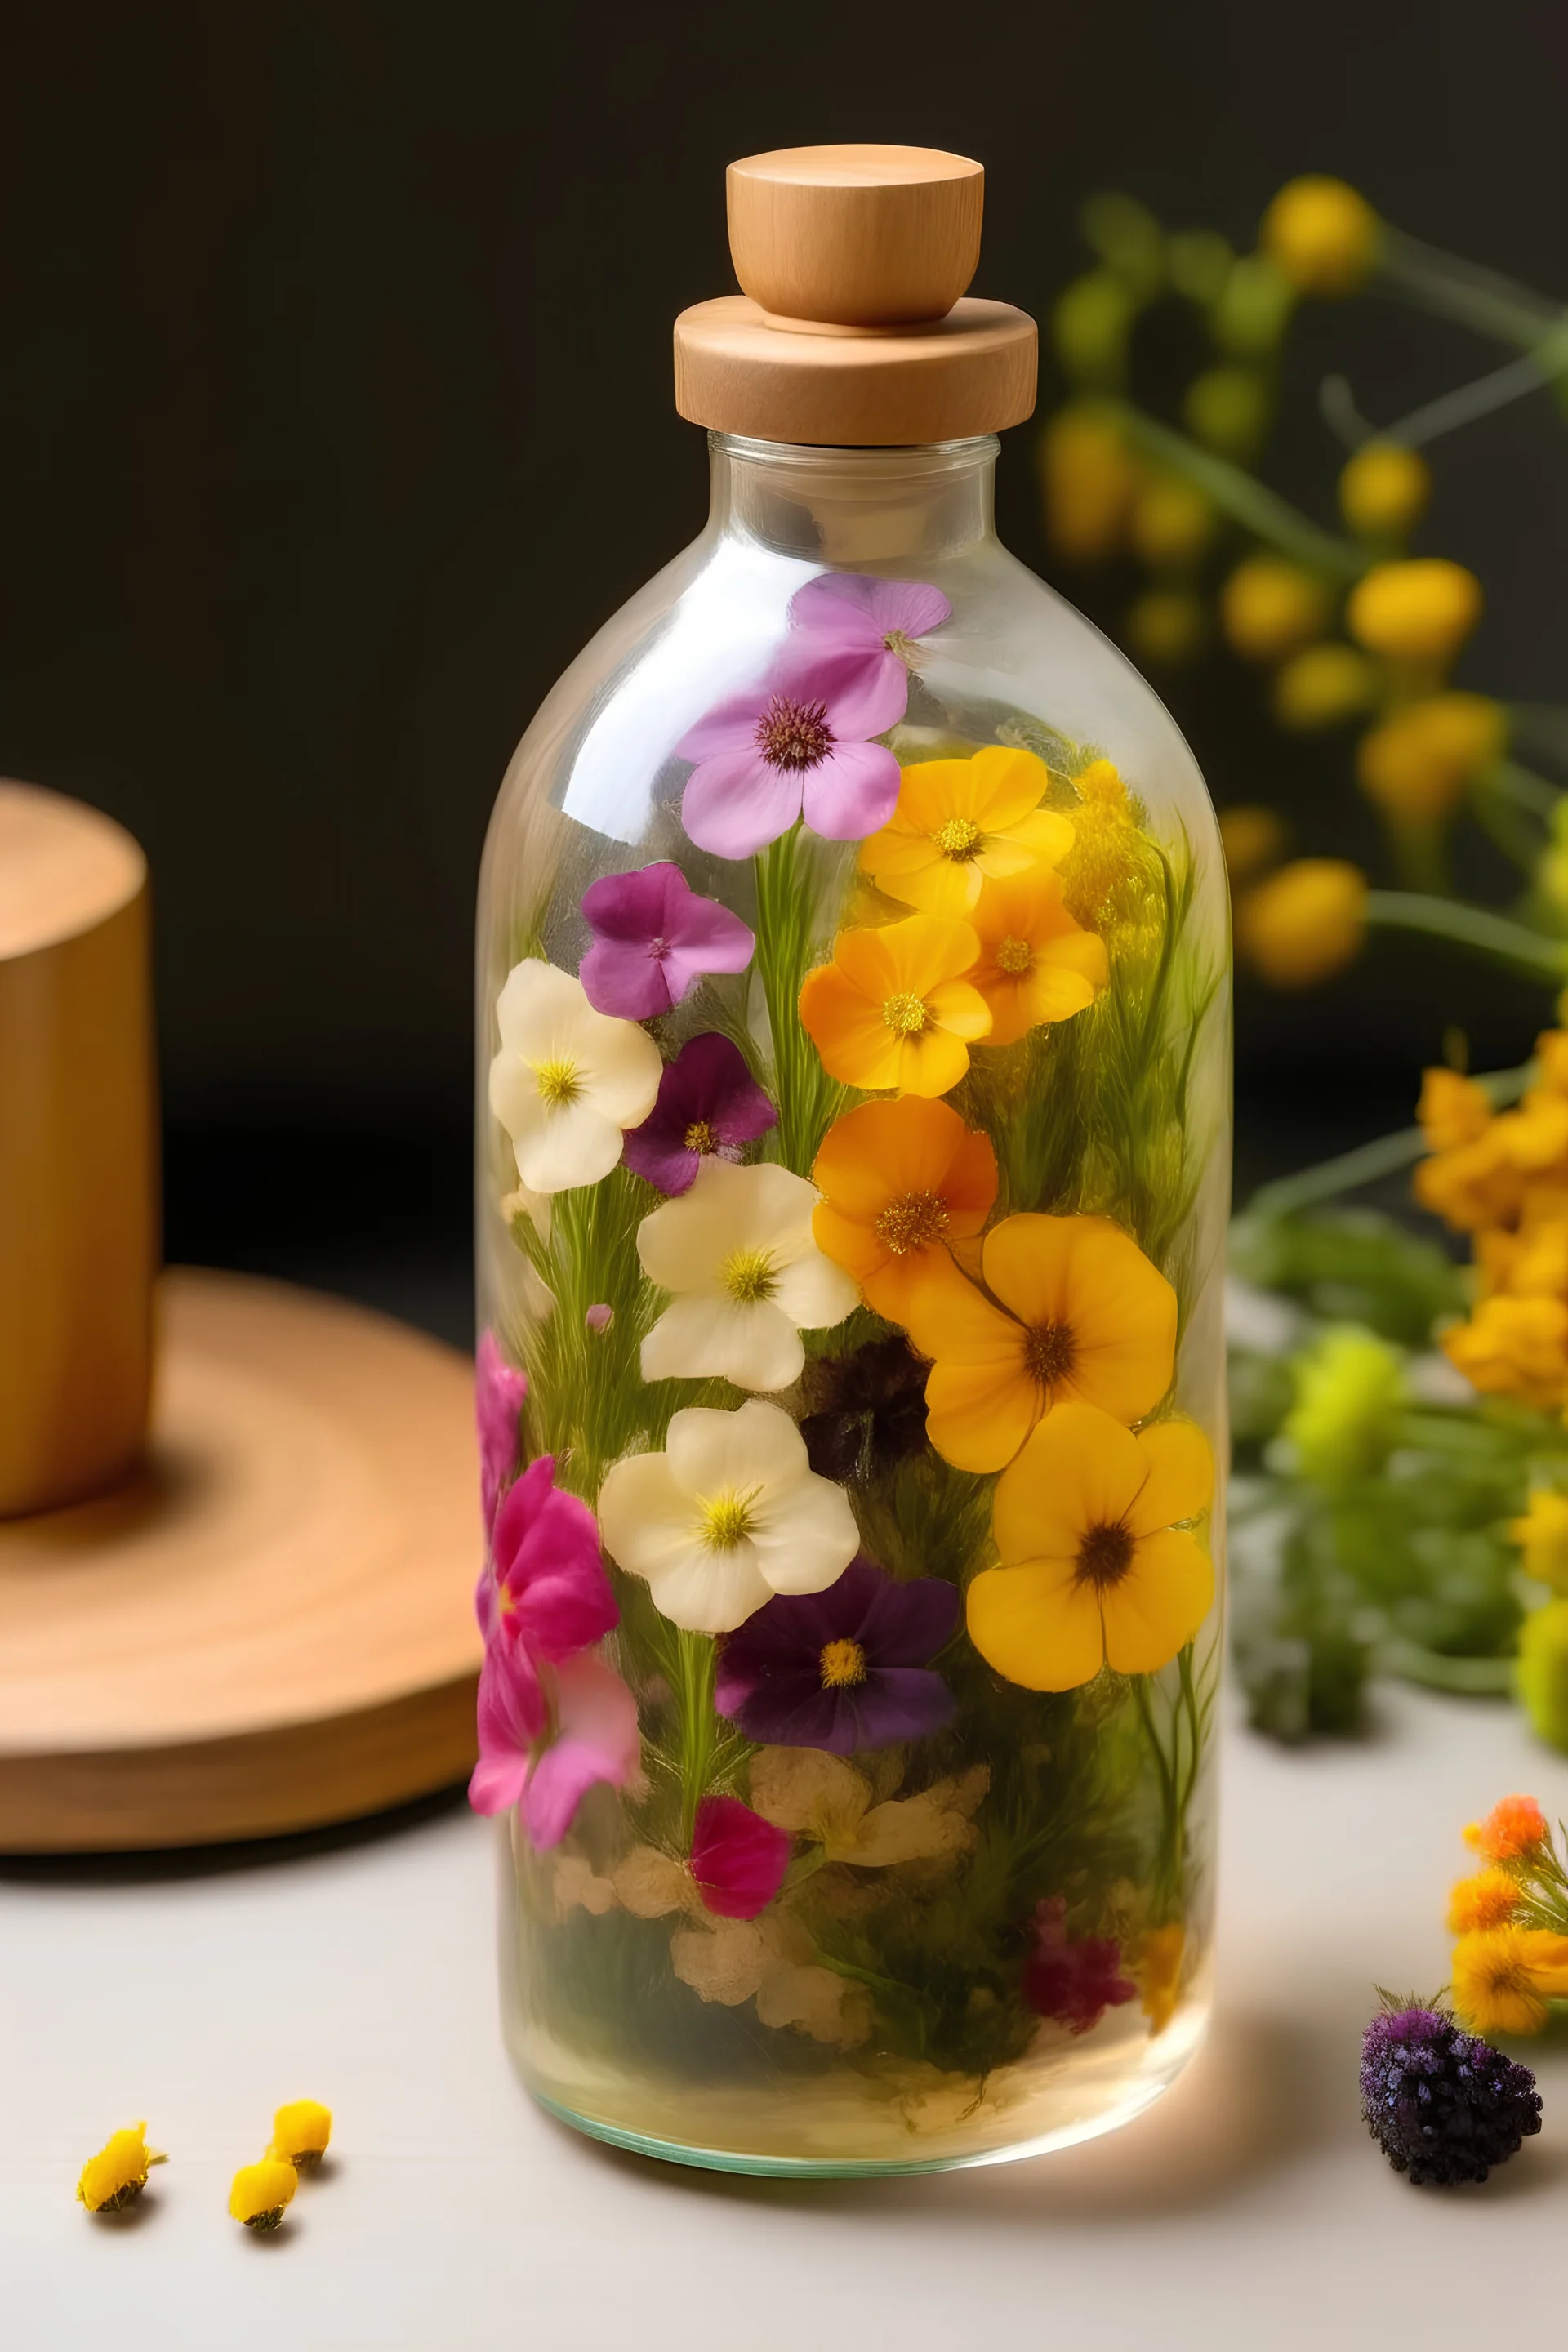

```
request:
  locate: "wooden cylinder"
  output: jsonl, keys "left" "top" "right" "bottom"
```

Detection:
{"left": 0, "top": 782, "right": 156, "bottom": 1517}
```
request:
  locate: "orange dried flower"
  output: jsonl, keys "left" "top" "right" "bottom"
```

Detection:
{"left": 1464, "top": 1795, "right": 1550, "bottom": 1864}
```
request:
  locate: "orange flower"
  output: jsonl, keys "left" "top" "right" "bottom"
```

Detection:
{"left": 902, "top": 1213, "right": 1177, "bottom": 1473}
{"left": 811, "top": 1098, "right": 998, "bottom": 1321}
{"left": 1464, "top": 1794, "right": 1550, "bottom": 1863}
{"left": 967, "top": 868, "right": 1108, "bottom": 1046}
{"left": 859, "top": 746, "right": 1073, "bottom": 917}
{"left": 1442, "top": 1294, "right": 1568, "bottom": 1411}
{"left": 1446, "top": 1868, "right": 1521, "bottom": 1936}
{"left": 798, "top": 914, "right": 991, "bottom": 1098}
{"left": 1416, "top": 1067, "right": 1494, "bottom": 1155}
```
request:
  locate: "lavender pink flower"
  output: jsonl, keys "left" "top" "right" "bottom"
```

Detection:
{"left": 715, "top": 1555, "right": 958, "bottom": 1754}
{"left": 579, "top": 861, "right": 755, "bottom": 1020}
{"left": 621, "top": 1032, "right": 777, "bottom": 1195}
{"left": 689, "top": 1793, "right": 791, "bottom": 1919}
{"left": 788, "top": 572, "right": 951, "bottom": 700}
{"left": 476, "top": 1329, "right": 528, "bottom": 1530}
{"left": 470, "top": 1650, "right": 640, "bottom": 1846}
{"left": 675, "top": 640, "right": 906, "bottom": 860}
{"left": 1022, "top": 1897, "right": 1137, "bottom": 2036}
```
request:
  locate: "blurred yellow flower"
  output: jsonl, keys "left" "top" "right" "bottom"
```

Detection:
{"left": 1442, "top": 1293, "right": 1568, "bottom": 1410}
{"left": 1129, "top": 476, "right": 1215, "bottom": 569}
{"left": 1347, "top": 559, "right": 1482, "bottom": 666}
{"left": 1446, "top": 1869, "right": 1522, "bottom": 1936}
{"left": 1219, "top": 557, "right": 1331, "bottom": 663}
{"left": 1235, "top": 859, "right": 1367, "bottom": 988}
{"left": 1356, "top": 694, "right": 1505, "bottom": 824}
{"left": 1261, "top": 176, "right": 1379, "bottom": 295}
{"left": 1126, "top": 588, "right": 1207, "bottom": 667}
{"left": 1183, "top": 365, "right": 1271, "bottom": 462}
{"left": 1416, "top": 1066, "right": 1494, "bottom": 1153}
{"left": 1450, "top": 1924, "right": 1568, "bottom": 2038}
{"left": 1339, "top": 443, "right": 1431, "bottom": 541}
{"left": 1517, "top": 1599, "right": 1568, "bottom": 1753}
{"left": 1040, "top": 406, "right": 1138, "bottom": 563}
{"left": 1272, "top": 643, "right": 1379, "bottom": 731}
{"left": 1510, "top": 1490, "right": 1568, "bottom": 1592}
{"left": 1218, "top": 805, "right": 1285, "bottom": 889}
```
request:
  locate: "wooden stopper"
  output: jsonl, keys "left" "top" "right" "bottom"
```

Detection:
{"left": 675, "top": 143, "right": 1036, "bottom": 447}
{"left": 0, "top": 782, "right": 156, "bottom": 1517}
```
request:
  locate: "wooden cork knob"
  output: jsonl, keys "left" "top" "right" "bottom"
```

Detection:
{"left": 0, "top": 782, "right": 156, "bottom": 1517}
{"left": 727, "top": 145, "right": 983, "bottom": 327}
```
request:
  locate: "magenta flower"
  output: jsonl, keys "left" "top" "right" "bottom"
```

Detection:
{"left": 1022, "top": 1898, "right": 1137, "bottom": 2036}
{"left": 788, "top": 572, "right": 951, "bottom": 700}
{"left": 715, "top": 1555, "right": 957, "bottom": 1755}
{"left": 579, "top": 861, "right": 755, "bottom": 1020}
{"left": 621, "top": 1032, "right": 776, "bottom": 1195}
{"left": 476, "top": 1329, "right": 528, "bottom": 1530}
{"left": 481, "top": 1453, "right": 618, "bottom": 1663}
{"left": 676, "top": 641, "right": 907, "bottom": 860}
{"left": 689, "top": 1793, "right": 791, "bottom": 1919}
{"left": 470, "top": 1650, "right": 641, "bottom": 1844}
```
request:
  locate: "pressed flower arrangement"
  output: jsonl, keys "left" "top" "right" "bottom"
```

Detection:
{"left": 472, "top": 148, "right": 1229, "bottom": 2173}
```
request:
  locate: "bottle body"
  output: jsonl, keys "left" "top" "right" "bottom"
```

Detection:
{"left": 474, "top": 435, "right": 1230, "bottom": 2173}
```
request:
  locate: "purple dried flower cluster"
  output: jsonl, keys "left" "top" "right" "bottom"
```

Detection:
{"left": 1359, "top": 2001, "right": 1542, "bottom": 2186}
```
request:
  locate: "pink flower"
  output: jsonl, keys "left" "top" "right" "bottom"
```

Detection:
{"left": 788, "top": 572, "right": 951, "bottom": 700}
{"left": 482, "top": 1454, "right": 617, "bottom": 1663}
{"left": 476, "top": 1330, "right": 527, "bottom": 1530}
{"left": 579, "top": 862, "right": 755, "bottom": 1020}
{"left": 689, "top": 1793, "right": 791, "bottom": 1919}
{"left": 470, "top": 1650, "right": 640, "bottom": 1845}
{"left": 1022, "top": 1897, "right": 1137, "bottom": 2036}
{"left": 676, "top": 641, "right": 906, "bottom": 861}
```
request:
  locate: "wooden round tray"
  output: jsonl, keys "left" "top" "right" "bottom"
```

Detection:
{"left": 0, "top": 1267, "right": 483, "bottom": 1851}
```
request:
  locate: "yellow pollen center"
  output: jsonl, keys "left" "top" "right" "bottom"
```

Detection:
{"left": 683, "top": 1119, "right": 719, "bottom": 1154}
{"left": 701, "top": 1491, "right": 755, "bottom": 1551}
{"left": 535, "top": 1057, "right": 581, "bottom": 1107}
{"left": 820, "top": 1637, "right": 868, "bottom": 1689}
{"left": 995, "top": 933, "right": 1034, "bottom": 976}
{"left": 882, "top": 991, "right": 930, "bottom": 1036}
{"left": 721, "top": 1246, "right": 777, "bottom": 1304}
{"left": 1076, "top": 1521, "right": 1134, "bottom": 1588}
{"left": 883, "top": 629, "right": 920, "bottom": 666}
{"left": 1022, "top": 1321, "right": 1076, "bottom": 1388}
{"left": 933, "top": 816, "right": 983, "bottom": 862}
{"left": 875, "top": 1189, "right": 950, "bottom": 1255}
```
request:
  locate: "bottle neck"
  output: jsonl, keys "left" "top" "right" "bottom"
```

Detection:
{"left": 708, "top": 432, "right": 997, "bottom": 567}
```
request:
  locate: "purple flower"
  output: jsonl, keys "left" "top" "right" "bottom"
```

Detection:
{"left": 579, "top": 861, "right": 755, "bottom": 1020}
{"left": 689, "top": 1794, "right": 791, "bottom": 1919}
{"left": 1360, "top": 1999, "right": 1542, "bottom": 2186}
{"left": 715, "top": 1554, "right": 958, "bottom": 1755}
{"left": 1022, "top": 1898, "right": 1137, "bottom": 2036}
{"left": 676, "top": 641, "right": 907, "bottom": 860}
{"left": 621, "top": 1032, "right": 776, "bottom": 1196}
{"left": 789, "top": 572, "right": 951, "bottom": 699}
{"left": 470, "top": 1650, "right": 641, "bottom": 1845}
{"left": 476, "top": 1330, "right": 528, "bottom": 1531}
{"left": 476, "top": 1454, "right": 618, "bottom": 1663}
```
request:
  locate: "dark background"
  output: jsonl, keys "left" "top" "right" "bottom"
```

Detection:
{"left": 4, "top": 0, "right": 1566, "bottom": 1343}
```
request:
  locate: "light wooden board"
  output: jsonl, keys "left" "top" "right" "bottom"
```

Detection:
{"left": 0, "top": 1267, "right": 483, "bottom": 1851}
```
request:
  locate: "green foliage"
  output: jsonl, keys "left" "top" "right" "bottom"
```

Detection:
{"left": 1230, "top": 1203, "right": 1466, "bottom": 1347}
{"left": 751, "top": 824, "right": 852, "bottom": 1176}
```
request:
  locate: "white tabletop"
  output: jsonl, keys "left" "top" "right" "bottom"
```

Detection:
{"left": 6, "top": 1683, "right": 1566, "bottom": 2352}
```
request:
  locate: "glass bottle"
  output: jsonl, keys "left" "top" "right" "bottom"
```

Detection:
{"left": 474, "top": 146, "right": 1229, "bottom": 2175}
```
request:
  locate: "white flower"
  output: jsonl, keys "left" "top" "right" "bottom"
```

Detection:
{"left": 636, "top": 1160, "right": 857, "bottom": 1391}
{"left": 596, "top": 1399, "right": 859, "bottom": 1633}
{"left": 488, "top": 959, "right": 662, "bottom": 1194}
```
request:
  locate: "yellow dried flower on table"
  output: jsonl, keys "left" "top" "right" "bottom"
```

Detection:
{"left": 1356, "top": 694, "right": 1506, "bottom": 824}
{"left": 1218, "top": 805, "right": 1285, "bottom": 889}
{"left": 268, "top": 2099, "right": 332, "bottom": 2169}
{"left": 1219, "top": 556, "right": 1331, "bottom": 664}
{"left": 1234, "top": 858, "right": 1367, "bottom": 988}
{"left": 1262, "top": 176, "right": 1379, "bottom": 295}
{"left": 1039, "top": 405, "right": 1138, "bottom": 563}
{"left": 1272, "top": 642, "right": 1379, "bottom": 730}
{"left": 229, "top": 2157, "right": 298, "bottom": 2233}
{"left": 1339, "top": 442, "right": 1431, "bottom": 540}
{"left": 1347, "top": 559, "right": 1482, "bottom": 666}
{"left": 77, "top": 2123, "right": 166, "bottom": 2215}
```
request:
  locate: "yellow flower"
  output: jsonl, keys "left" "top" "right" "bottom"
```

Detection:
{"left": 902, "top": 1212, "right": 1178, "bottom": 1474}
{"left": 1039, "top": 405, "right": 1139, "bottom": 562}
{"left": 1282, "top": 1325, "right": 1405, "bottom": 1484}
{"left": 1219, "top": 557, "right": 1331, "bottom": 664}
{"left": 1058, "top": 758, "right": 1154, "bottom": 934}
{"left": 77, "top": 2123, "right": 166, "bottom": 2214}
{"left": 1339, "top": 442, "right": 1431, "bottom": 540}
{"left": 1261, "top": 176, "right": 1379, "bottom": 295}
{"left": 1140, "top": 1923, "right": 1186, "bottom": 2036}
{"left": 1446, "top": 1868, "right": 1522, "bottom": 1936}
{"left": 798, "top": 912, "right": 991, "bottom": 1098}
{"left": 1235, "top": 859, "right": 1367, "bottom": 988}
{"left": 1517, "top": 1599, "right": 1568, "bottom": 1753}
{"left": 229, "top": 2157, "right": 298, "bottom": 2232}
{"left": 1183, "top": 366, "right": 1271, "bottom": 463}
{"left": 1442, "top": 1294, "right": 1568, "bottom": 1410}
{"left": 268, "top": 2100, "right": 332, "bottom": 2168}
{"left": 1417, "top": 1066, "right": 1494, "bottom": 1154}
{"left": 968, "top": 1401, "right": 1214, "bottom": 1691}
{"left": 1450, "top": 1924, "right": 1568, "bottom": 2038}
{"left": 1125, "top": 589, "right": 1207, "bottom": 667}
{"left": 1218, "top": 805, "right": 1285, "bottom": 890}
{"left": 1356, "top": 694, "right": 1506, "bottom": 824}
{"left": 967, "top": 867, "right": 1107, "bottom": 1045}
{"left": 810, "top": 1094, "right": 998, "bottom": 1321}
{"left": 1412, "top": 1123, "right": 1521, "bottom": 1233}
{"left": 1129, "top": 476, "right": 1214, "bottom": 570}
{"left": 859, "top": 746, "right": 1073, "bottom": 917}
{"left": 1347, "top": 559, "right": 1482, "bottom": 666}
{"left": 1272, "top": 643, "right": 1379, "bottom": 731}
{"left": 748, "top": 1746, "right": 988, "bottom": 1867}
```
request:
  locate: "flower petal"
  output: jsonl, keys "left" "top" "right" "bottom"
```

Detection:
{"left": 924, "top": 1354, "right": 1042, "bottom": 1472}
{"left": 1124, "top": 1419, "right": 1215, "bottom": 1537}
{"left": 772, "top": 639, "right": 909, "bottom": 744}
{"left": 802, "top": 740, "right": 902, "bottom": 842}
{"left": 644, "top": 1541, "right": 776, "bottom": 1633}
{"left": 1098, "top": 1530, "right": 1214, "bottom": 1675}
{"left": 683, "top": 748, "right": 803, "bottom": 859}
{"left": 521, "top": 1655, "right": 641, "bottom": 1848}
{"left": 991, "top": 1401, "right": 1148, "bottom": 1563}
{"left": 799, "top": 962, "right": 905, "bottom": 1091}
{"left": 666, "top": 1397, "right": 809, "bottom": 1498}
{"left": 966, "top": 1559, "right": 1107, "bottom": 1691}
{"left": 642, "top": 1294, "right": 807, "bottom": 1391}
{"left": 968, "top": 746, "right": 1054, "bottom": 830}
{"left": 689, "top": 1793, "right": 791, "bottom": 1919}
{"left": 750, "top": 1472, "right": 860, "bottom": 1595}
{"left": 510, "top": 1098, "right": 626, "bottom": 1194}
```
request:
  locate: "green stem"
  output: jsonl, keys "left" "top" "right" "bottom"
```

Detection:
{"left": 674, "top": 1628, "right": 717, "bottom": 1845}
{"left": 1242, "top": 1061, "right": 1532, "bottom": 1218}
{"left": 1378, "top": 227, "right": 1568, "bottom": 367}
{"left": 1488, "top": 758, "right": 1565, "bottom": 820}
{"left": 751, "top": 826, "right": 846, "bottom": 1176}
{"left": 1379, "top": 1639, "right": 1517, "bottom": 1696}
{"left": 1107, "top": 401, "right": 1365, "bottom": 580}
{"left": 1363, "top": 890, "right": 1566, "bottom": 982}
{"left": 1469, "top": 773, "right": 1549, "bottom": 875}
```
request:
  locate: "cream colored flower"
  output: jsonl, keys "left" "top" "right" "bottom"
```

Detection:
{"left": 670, "top": 1911, "right": 871, "bottom": 2048}
{"left": 488, "top": 959, "right": 662, "bottom": 1193}
{"left": 550, "top": 1853, "right": 619, "bottom": 1918}
{"left": 748, "top": 1747, "right": 988, "bottom": 1866}
{"left": 638, "top": 1160, "right": 857, "bottom": 1391}
{"left": 596, "top": 1401, "right": 859, "bottom": 1633}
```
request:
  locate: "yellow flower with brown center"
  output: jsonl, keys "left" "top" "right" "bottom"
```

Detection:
{"left": 798, "top": 912, "right": 991, "bottom": 1098}
{"left": 1450, "top": 1924, "right": 1568, "bottom": 2038}
{"left": 810, "top": 1095, "right": 998, "bottom": 1321}
{"left": 967, "top": 867, "right": 1108, "bottom": 1045}
{"left": 967, "top": 1401, "right": 1214, "bottom": 1690}
{"left": 902, "top": 1212, "right": 1177, "bottom": 1473}
{"left": 858, "top": 746, "right": 1073, "bottom": 918}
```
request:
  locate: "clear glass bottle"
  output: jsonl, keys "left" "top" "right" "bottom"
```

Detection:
{"left": 473, "top": 153, "right": 1229, "bottom": 2177}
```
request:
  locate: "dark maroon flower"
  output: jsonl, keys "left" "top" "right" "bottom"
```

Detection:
{"left": 689, "top": 1794, "right": 791, "bottom": 1919}
{"left": 579, "top": 860, "right": 755, "bottom": 1021}
{"left": 715, "top": 1554, "right": 958, "bottom": 1755}
{"left": 1022, "top": 1897, "right": 1137, "bottom": 2036}
{"left": 621, "top": 1032, "right": 777, "bottom": 1195}
{"left": 799, "top": 1334, "right": 928, "bottom": 1485}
